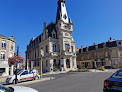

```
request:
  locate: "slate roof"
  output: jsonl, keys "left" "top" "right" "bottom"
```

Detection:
{"left": 0, "top": 34, "right": 16, "bottom": 42}
{"left": 46, "top": 23, "right": 56, "bottom": 37}
{"left": 28, "top": 23, "right": 57, "bottom": 48}
{"left": 79, "top": 40, "right": 121, "bottom": 53}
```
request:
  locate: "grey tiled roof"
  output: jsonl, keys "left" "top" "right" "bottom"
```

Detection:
{"left": 0, "top": 34, "right": 16, "bottom": 42}
{"left": 0, "top": 34, "right": 8, "bottom": 39}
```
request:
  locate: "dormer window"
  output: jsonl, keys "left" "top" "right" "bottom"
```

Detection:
{"left": 119, "top": 42, "right": 121, "bottom": 45}
{"left": 63, "top": 14, "right": 67, "bottom": 20}
{"left": 62, "top": 4, "right": 64, "bottom": 7}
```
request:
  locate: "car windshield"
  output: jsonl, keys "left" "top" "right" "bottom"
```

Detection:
{"left": 17, "top": 70, "right": 23, "bottom": 75}
{"left": 111, "top": 70, "right": 122, "bottom": 78}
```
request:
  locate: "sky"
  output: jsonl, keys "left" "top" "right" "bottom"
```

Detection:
{"left": 0, "top": 0, "right": 122, "bottom": 58}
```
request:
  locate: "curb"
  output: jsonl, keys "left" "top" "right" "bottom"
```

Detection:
{"left": 43, "top": 71, "right": 68, "bottom": 75}
{"left": 90, "top": 69, "right": 109, "bottom": 73}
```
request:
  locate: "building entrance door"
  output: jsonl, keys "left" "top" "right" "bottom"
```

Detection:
{"left": 92, "top": 62, "right": 95, "bottom": 69}
{"left": 66, "top": 59, "right": 70, "bottom": 68}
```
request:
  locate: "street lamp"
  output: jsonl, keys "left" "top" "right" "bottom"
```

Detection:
{"left": 40, "top": 49, "right": 44, "bottom": 79}
{"left": 15, "top": 46, "right": 19, "bottom": 84}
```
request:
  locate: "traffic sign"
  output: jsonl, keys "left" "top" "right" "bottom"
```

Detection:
{"left": 41, "top": 49, "right": 44, "bottom": 57}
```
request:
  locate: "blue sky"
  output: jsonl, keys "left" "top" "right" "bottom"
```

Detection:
{"left": 0, "top": 0, "right": 122, "bottom": 58}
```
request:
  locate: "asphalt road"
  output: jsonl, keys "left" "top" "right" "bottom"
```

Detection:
{"left": 25, "top": 72, "right": 113, "bottom": 92}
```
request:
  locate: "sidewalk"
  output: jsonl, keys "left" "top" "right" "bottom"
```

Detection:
{"left": 43, "top": 71, "right": 69, "bottom": 75}
{"left": 89, "top": 69, "right": 109, "bottom": 72}
{"left": 0, "top": 76, "right": 8, "bottom": 82}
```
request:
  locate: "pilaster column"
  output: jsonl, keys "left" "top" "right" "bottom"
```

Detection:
{"left": 10, "top": 65, "right": 14, "bottom": 75}
{"left": 50, "top": 59, "right": 53, "bottom": 72}
{"left": 70, "top": 57, "right": 73, "bottom": 69}
{"left": 74, "top": 57, "right": 77, "bottom": 68}
{"left": 61, "top": 59, "right": 66, "bottom": 71}
{"left": 5, "top": 67, "right": 9, "bottom": 76}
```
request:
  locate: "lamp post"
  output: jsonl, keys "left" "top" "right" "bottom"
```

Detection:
{"left": 40, "top": 49, "right": 44, "bottom": 79}
{"left": 15, "top": 46, "right": 19, "bottom": 84}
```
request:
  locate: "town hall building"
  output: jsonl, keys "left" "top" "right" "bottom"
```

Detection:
{"left": 26, "top": 0, "right": 77, "bottom": 72}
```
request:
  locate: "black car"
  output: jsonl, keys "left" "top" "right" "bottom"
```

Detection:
{"left": 0, "top": 85, "right": 14, "bottom": 92}
{"left": 103, "top": 69, "right": 122, "bottom": 92}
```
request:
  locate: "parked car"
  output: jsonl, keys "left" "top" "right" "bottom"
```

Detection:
{"left": 6, "top": 69, "right": 40, "bottom": 84}
{"left": 0, "top": 85, "right": 38, "bottom": 92}
{"left": 103, "top": 69, "right": 122, "bottom": 92}
{"left": 13, "top": 69, "right": 24, "bottom": 75}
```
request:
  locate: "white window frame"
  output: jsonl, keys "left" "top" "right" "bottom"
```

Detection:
{"left": 1, "top": 51, "right": 5, "bottom": 60}
{"left": 2, "top": 41, "right": 6, "bottom": 48}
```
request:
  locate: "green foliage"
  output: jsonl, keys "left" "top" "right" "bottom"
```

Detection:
{"left": 53, "top": 68, "right": 61, "bottom": 72}
{"left": 97, "top": 66, "right": 105, "bottom": 71}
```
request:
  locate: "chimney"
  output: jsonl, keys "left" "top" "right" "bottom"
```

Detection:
{"left": 110, "top": 37, "right": 112, "bottom": 41}
{"left": 43, "top": 22, "right": 46, "bottom": 30}
{"left": 81, "top": 45, "right": 84, "bottom": 48}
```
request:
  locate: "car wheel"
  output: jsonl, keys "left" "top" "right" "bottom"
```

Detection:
{"left": 12, "top": 79, "right": 18, "bottom": 84}
{"left": 34, "top": 76, "right": 39, "bottom": 80}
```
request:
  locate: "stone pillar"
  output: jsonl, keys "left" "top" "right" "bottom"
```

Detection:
{"left": 50, "top": 59, "right": 53, "bottom": 72}
{"left": 70, "top": 57, "right": 73, "bottom": 69}
{"left": 5, "top": 67, "right": 9, "bottom": 76}
{"left": 10, "top": 65, "right": 14, "bottom": 75}
{"left": 61, "top": 59, "right": 66, "bottom": 71}
{"left": 64, "top": 59, "right": 66, "bottom": 71}
{"left": 74, "top": 57, "right": 77, "bottom": 68}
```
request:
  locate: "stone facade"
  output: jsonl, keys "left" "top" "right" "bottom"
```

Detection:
{"left": 77, "top": 39, "right": 122, "bottom": 69}
{"left": 26, "top": 0, "right": 77, "bottom": 72}
{"left": 0, "top": 35, "right": 16, "bottom": 76}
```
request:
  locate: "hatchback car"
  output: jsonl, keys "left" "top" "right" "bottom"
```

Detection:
{"left": 6, "top": 69, "right": 40, "bottom": 84}
{"left": 103, "top": 69, "right": 122, "bottom": 92}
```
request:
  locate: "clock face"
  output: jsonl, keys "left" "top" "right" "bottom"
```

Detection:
{"left": 63, "top": 14, "right": 67, "bottom": 20}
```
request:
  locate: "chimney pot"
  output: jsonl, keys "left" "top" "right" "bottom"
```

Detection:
{"left": 43, "top": 22, "right": 46, "bottom": 30}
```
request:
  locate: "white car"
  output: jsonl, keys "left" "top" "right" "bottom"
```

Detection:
{"left": 6, "top": 69, "right": 40, "bottom": 84}
{"left": 0, "top": 85, "right": 38, "bottom": 92}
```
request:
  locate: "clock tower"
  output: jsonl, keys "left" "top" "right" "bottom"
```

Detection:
{"left": 56, "top": 0, "right": 77, "bottom": 70}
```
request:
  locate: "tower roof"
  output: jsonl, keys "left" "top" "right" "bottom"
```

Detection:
{"left": 58, "top": 0, "right": 65, "bottom": 3}
{"left": 56, "top": 0, "right": 69, "bottom": 23}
